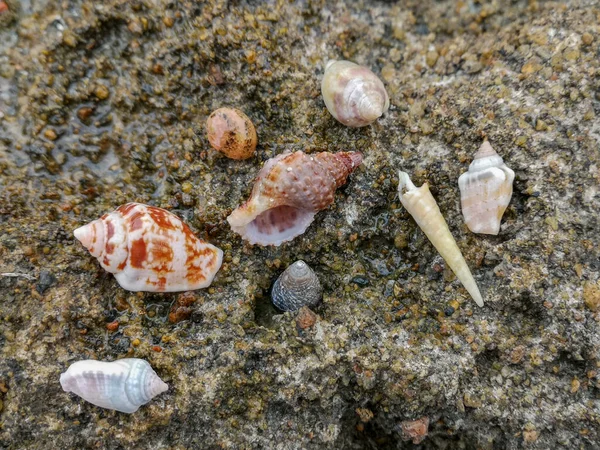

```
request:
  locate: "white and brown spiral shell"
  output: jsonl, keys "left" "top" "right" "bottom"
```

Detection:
{"left": 73, "top": 203, "right": 223, "bottom": 292}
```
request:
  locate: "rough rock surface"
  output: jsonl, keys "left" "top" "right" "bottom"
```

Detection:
{"left": 1, "top": 0, "right": 599, "bottom": 448}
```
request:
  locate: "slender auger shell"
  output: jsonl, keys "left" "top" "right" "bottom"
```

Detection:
{"left": 321, "top": 60, "right": 390, "bottom": 127}
{"left": 73, "top": 203, "right": 223, "bottom": 292}
{"left": 272, "top": 260, "right": 323, "bottom": 311}
{"left": 398, "top": 171, "right": 484, "bottom": 307}
{"left": 458, "top": 141, "right": 515, "bottom": 235}
{"left": 227, "top": 151, "right": 363, "bottom": 246}
{"left": 60, "top": 359, "right": 168, "bottom": 413}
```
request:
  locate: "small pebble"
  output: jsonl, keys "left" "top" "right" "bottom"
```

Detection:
{"left": 350, "top": 275, "right": 369, "bottom": 287}
{"left": 295, "top": 307, "right": 317, "bottom": 330}
{"left": 44, "top": 129, "right": 57, "bottom": 141}
{"left": 36, "top": 270, "right": 56, "bottom": 294}
{"left": 94, "top": 85, "right": 110, "bottom": 100}
{"left": 400, "top": 417, "right": 429, "bottom": 444}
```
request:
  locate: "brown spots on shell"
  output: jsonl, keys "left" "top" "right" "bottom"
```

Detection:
{"left": 105, "top": 220, "right": 115, "bottom": 254}
{"left": 147, "top": 206, "right": 177, "bottom": 231}
{"left": 206, "top": 107, "right": 257, "bottom": 160}
{"left": 150, "top": 241, "right": 175, "bottom": 273}
{"left": 129, "top": 238, "right": 148, "bottom": 268}
{"left": 117, "top": 203, "right": 138, "bottom": 216}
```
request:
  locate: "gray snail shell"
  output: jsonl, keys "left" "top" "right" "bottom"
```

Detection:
{"left": 321, "top": 60, "right": 390, "bottom": 127}
{"left": 271, "top": 260, "right": 322, "bottom": 312}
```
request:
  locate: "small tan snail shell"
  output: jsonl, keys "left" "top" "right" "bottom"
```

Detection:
{"left": 206, "top": 107, "right": 257, "bottom": 160}
{"left": 398, "top": 171, "right": 483, "bottom": 307}
{"left": 60, "top": 359, "right": 168, "bottom": 413}
{"left": 458, "top": 141, "right": 515, "bottom": 235}
{"left": 272, "top": 260, "right": 322, "bottom": 311}
{"left": 321, "top": 60, "right": 390, "bottom": 127}
{"left": 74, "top": 203, "right": 223, "bottom": 292}
{"left": 227, "top": 150, "right": 363, "bottom": 246}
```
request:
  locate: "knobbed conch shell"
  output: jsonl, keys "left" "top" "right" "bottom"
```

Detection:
{"left": 458, "top": 141, "right": 515, "bottom": 235}
{"left": 272, "top": 260, "right": 322, "bottom": 311}
{"left": 74, "top": 203, "right": 223, "bottom": 292}
{"left": 398, "top": 171, "right": 484, "bottom": 307}
{"left": 60, "top": 359, "right": 168, "bottom": 413}
{"left": 206, "top": 107, "right": 257, "bottom": 160}
{"left": 227, "top": 151, "right": 362, "bottom": 246}
{"left": 321, "top": 60, "right": 390, "bottom": 127}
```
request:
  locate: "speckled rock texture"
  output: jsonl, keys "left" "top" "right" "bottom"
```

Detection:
{"left": 1, "top": 1, "right": 599, "bottom": 449}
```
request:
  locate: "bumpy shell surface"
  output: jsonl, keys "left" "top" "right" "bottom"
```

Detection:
{"left": 458, "top": 141, "right": 515, "bottom": 235}
{"left": 60, "top": 359, "right": 168, "bottom": 413}
{"left": 206, "top": 107, "right": 257, "bottom": 160}
{"left": 398, "top": 171, "right": 484, "bottom": 307}
{"left": 227, "top": 151, "right": 362, "bottom": 246}
{"left": 74, "top": 203, "right": 223, "bottom": 292}
{"left": 272, "top": 260, "right": 322, "bottom": 311}
{"left": 321, "top": 60, "right": 390, "bottom": 127}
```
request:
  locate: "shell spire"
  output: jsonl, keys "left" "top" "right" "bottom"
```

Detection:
{"left": 458, "top": 141, "right": 515, "bottom": 235}
{"left": 74, "top": 203, "right": 223, "bottom": 292}
{"left": 227, "top": 151, "right": 362, "bottom": 246}
{"left": 60, "top": 359, "right": 168, "bottom": 414}
{"left": 398, "top": 171, "right": 484, "bottom": 307}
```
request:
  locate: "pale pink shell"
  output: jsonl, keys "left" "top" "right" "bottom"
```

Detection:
{"left": 227, "top": 151, "right": 362, "bottom": 246}
{"left": 74, "top": 203, "right": 223, "bottom": 292}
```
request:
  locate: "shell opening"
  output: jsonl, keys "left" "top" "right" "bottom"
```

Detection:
{"left": 398, "top": 171, "right": 417, "bottom": 196}
{"left": 231, "top": 205, "right": 316, "bottom": 246}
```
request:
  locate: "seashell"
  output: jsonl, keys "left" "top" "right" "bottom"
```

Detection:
{"left": 206, "top": 107, "right": 257, "bottom": 160}
{"left": 272, "top": 260, "right": 322, "bottom": 311}
{"left": 60, "top": 358, "right": 168, "bottom": 413}
{"left": 398, "top": 171, "right": 483, "bottom": 307}
{"left": 74, "top": 203, "right": 223, "bottom": 292}
{"left": 227, "top": 150, "right": 362, "bottom": 246}
{"left": 321, "top": 60, "right": 390, "bottom": 127}
{"left": 458, "top": 141, "right": 515, "bottom": 235}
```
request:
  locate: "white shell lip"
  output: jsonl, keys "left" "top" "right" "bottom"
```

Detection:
{"left": 228, "top": 205, "right": 316, "bottom": 247}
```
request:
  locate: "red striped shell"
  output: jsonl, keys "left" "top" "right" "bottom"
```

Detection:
{"left": 227, "top": 151, "right": 362, "bottom": 246}
{"left": 74, "top": 203, "right": 223, "bottom": 292}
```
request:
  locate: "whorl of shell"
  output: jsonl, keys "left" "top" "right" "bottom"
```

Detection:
{"left": 458, "top": 141, "right": 515, "bottom": 235}
{"left": 272, "top": 260, "right": 322, "bottom": 311}
{"left": 206, "top": 107, "right": 257, "bottom": 160}
{"left": 74, "top": 203, "right": 223, "bottom": 292}
{"left": 227, "top": 151, "right": 363, "bottom": 246}
{"left": 321, "top": 60, "right": 390, "bottom": 127}
{"left": 60, "top": 359, "right": 168, "bottom": 413}
{"left": 398, "top": 171, "right": 484, "bottom": 307}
